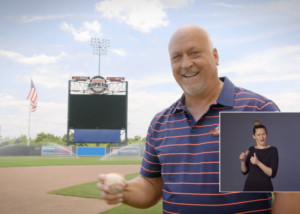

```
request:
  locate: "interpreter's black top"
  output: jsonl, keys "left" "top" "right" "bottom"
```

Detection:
{"left": 243, "top": 146, "right": 278, "bottom": 191}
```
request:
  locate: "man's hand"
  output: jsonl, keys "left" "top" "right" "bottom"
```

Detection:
{"left": 97, "top": 173, "right": 128, "bottom": 205}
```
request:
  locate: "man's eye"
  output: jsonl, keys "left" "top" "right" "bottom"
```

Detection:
{"left": 172, "top": 55, "right": 181, "bottom": 60}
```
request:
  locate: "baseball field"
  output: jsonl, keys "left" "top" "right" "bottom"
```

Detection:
{"left": 0, "top": 156, "right": 162, "bottom": 214}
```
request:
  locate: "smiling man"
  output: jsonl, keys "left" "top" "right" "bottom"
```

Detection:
{"left": 98, "top": 24, "right": 300, "bottom": 214}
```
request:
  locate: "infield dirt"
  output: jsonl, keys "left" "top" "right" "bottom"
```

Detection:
{"left": 0, "top": 165, "right": 140, "bottom": 214}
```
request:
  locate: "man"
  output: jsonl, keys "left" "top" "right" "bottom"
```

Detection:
{"left": 98, "top": 25, "right": 300, "bottom": 213}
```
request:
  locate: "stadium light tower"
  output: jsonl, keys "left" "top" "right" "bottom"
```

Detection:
{"left": 90, "top": 38, "right": 110, "bottom": 76}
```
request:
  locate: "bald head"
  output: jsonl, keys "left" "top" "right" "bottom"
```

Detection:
{"left": 168, "top": 25, "right": 214, "bottom": 53}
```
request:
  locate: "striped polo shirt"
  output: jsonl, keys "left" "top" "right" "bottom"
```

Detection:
{"left": 140, "top": 77, "right": 279, "bottom": 214}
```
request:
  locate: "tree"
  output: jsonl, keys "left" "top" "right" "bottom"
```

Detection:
{"left": 62, "top": 133, "right": 73, "bottom": 144}
{"left": 14, "top": 135, "right": 28, "bottom": 145}
{"left": 33, "top": 132, "right": 65, "bottom": 146}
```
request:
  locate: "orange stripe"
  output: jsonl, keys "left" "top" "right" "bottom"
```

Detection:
{"left": 163, "top": 209, "right": 178, "bottom": 214}
{"left": 154, "top": 115, "right": 217, "bottom": 124}
{"left": 154, "top": 111, "right": 184, "bottom": 118}
{"left": 213, "top": 105, "right": 262, "bottom": 110}
{"left": 203, "top": 115, "right": 218, "bottom": 118}
{"left": 213, "top": 106, "right": 232, "bottom": 110}
{"left": 150, "top": 132, "right": 211, "bottom": 141}
{"left": 143, "top": 157, "right": 160, "bottom": 165}
{"left": 235, "top": 91, "right": 257, "bottom": 95}
{"left": 151, "top": 126, "right": 190, "bottom": 133}
{"left": 145, "top": 140, "right": 155, "bottom": 148}
{"left": 145, "top": 150, "right": 157, "bottom": 157}
{"left": 214, "top": 103, "right": 276, "bottom": 111}
{"left": 158, "top": 151, "right": 219, "bottom": 157}
{"left": 155, "top": 118, "right": 190, "bottom": 125}
{"left": 155, "top": 141, "right": 219, "bottom": 149}
{"left": 259, "top": 102, "right": 274, "bottom": 110}
{"left": 164, "top": 182, "right": 219, "bottom": 185}
{"left": 161, "top": 161, "right": 219, "bottom": 165}
{"left": 163, "top": 189, "right": 239, "bottom": 196}
{"left": 141, "top": 165, "right": 161, "bottom": 173}
{"left": 153, "top": 122, "right": 218, "bottom": 130}
{"left": 234, "top": 91, "right": 269, "bottom": 101}
{"left": 234, "top": 98, "right": 265, "bottom": 103}
{"left": 163, "top": 196, "right": 272, "bottom": 207}
{"left": 161, "top": 172, "right": 219, "bottom": 175}
{"left": 194, "top": 123, "right": 219, "bottom": 128}
{"left": 235, "top": 207, "right": 272, "bottom": 214}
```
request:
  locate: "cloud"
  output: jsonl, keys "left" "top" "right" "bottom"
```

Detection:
{"left": 269, "top": 0, "right": 300, "bottom": 19}
{"left": 128, "top": 74, "right": 175, "bottom": 89}
{"left": 128, "top": 90, "right": 179, "bottom": 137}
{"left": 23, "top": 73, "right": 69, "bottom": 89}
{"left": 270, "top": 92, "right": 300, "bottom": 112}
{"left": 0, "top": 50, "right": 66, "bottom": 65}
{"left": 161, "top": 0, "right": 194, "bottom": 9}
{"left": 13, "top": 14, "right": 73, "bottom": 23}
{"left": 0, "top": 96, "right": 67, "bottom": 138}
{"left": 211, "top": 2, "right": 245, "bottom": 9}
{"left": 219, "top": 44, "right": 300, "bottom": 113}
{"left": 111, "top": 48, "right": 127, "bottom": 56}
{"left": 95, "top": 0, "right": 192, "bottom": 33}
{"left": 221, "top": 45, "right": 300, "bottom": 79}
{"left": 60, "top": 20, "right": 101, "bottom": 42}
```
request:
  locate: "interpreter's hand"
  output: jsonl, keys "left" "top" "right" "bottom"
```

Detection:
{"left": 250, "top": 153, "right": 260, "bottom": 165}
{"left": 239, "top": 150, "right": 249, "bottom": 162}
{"left": 97, "top": 173, "right": 128, "bottom": 205}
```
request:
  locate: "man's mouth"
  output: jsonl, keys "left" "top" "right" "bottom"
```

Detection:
{"left": 183, "top": 72, "right": 199, "bottom": 78}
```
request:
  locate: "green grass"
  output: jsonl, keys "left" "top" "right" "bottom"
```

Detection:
{"left": 100, "top": 201, "right": 163, "bottom": 214}
{"left": 1, "top": 156, "right": 162, "bottom": 213}
{"left": 49, "top": 173, "right": 139, "bottom": 199}
{"left": 0, "top": 156, "right": 143, "bottom": 167}
{"left": 50, "top": 173, "right": 162, "bottom": 214}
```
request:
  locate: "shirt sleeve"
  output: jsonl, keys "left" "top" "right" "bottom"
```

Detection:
{"left": 259, "top": 100, "right": 280, "bottom": 112}
{"left": 270, "top": 147, "right": 279, "bottom": 178}
{"left": 140, "top": 123, "right": 161, "bottom": 178}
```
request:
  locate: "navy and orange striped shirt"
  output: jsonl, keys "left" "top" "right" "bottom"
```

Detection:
{"left": 140, "top": 77, "right": 279, "bottom": 214}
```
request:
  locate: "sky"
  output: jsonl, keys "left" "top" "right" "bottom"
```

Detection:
{"left": 0, "top": 0, "right": 300, "bottom": 140}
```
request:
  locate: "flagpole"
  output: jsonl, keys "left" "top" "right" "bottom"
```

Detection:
{"left": 28, "top": 101, "right": 31, "bottom": 146}
{"left": 27, "top": 79, "right": 37, "bottom": 146}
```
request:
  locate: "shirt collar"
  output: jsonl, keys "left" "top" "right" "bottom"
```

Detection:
{"left": 171, "top": 76, "right": 235, "bottom": 114}
{"left": 216, "top": 76, "right": 235, "bottom": 107}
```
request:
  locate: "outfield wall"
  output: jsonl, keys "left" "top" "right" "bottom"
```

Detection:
{"left": 76, "top": 147, "right": 106, "bottom": 156}
{"left": 0, "top": 145, "right": 145, "bottom": 157}
{"left": 0, "top": 145, "right": 41, "bottom": 156}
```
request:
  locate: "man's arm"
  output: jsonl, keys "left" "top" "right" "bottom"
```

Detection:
{"left": 272, "top": 193, "right": 300, "bottom": 213}
{"left": 98, "top": 174, "right": 162, "bottom": 209}
{"left": 123, "top": 175, "right": 163, "bottom": 208}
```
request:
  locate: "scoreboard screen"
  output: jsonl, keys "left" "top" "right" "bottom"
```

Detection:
{"left": 68, "top": 94, "right": 127, "bottom": 129}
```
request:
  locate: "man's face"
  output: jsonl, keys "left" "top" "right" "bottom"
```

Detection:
{"left": 168, "top": 29, "right": 219, "bottom": 96}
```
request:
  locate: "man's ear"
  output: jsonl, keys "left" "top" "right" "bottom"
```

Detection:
{"left": 213, "top": 48, "right": 219, "bottom": 66}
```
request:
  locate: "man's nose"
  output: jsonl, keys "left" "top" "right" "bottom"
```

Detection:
{"left": 181, "top": 55, "right": 193, "bottom": 69}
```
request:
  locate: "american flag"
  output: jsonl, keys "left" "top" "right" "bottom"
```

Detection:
{"left": 27, "top": 80, "right": 37, "bottom": 112}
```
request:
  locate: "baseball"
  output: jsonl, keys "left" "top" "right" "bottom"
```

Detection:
{"left": 105, "top": 173, "right": 126, "bottom": 194}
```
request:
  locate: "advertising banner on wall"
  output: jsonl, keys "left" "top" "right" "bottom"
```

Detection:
{"left": 41, "top": 146, "right": 73, "bottom": 156}
{"left": 110, "top": 147, "right": 140, "bottom": 156}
